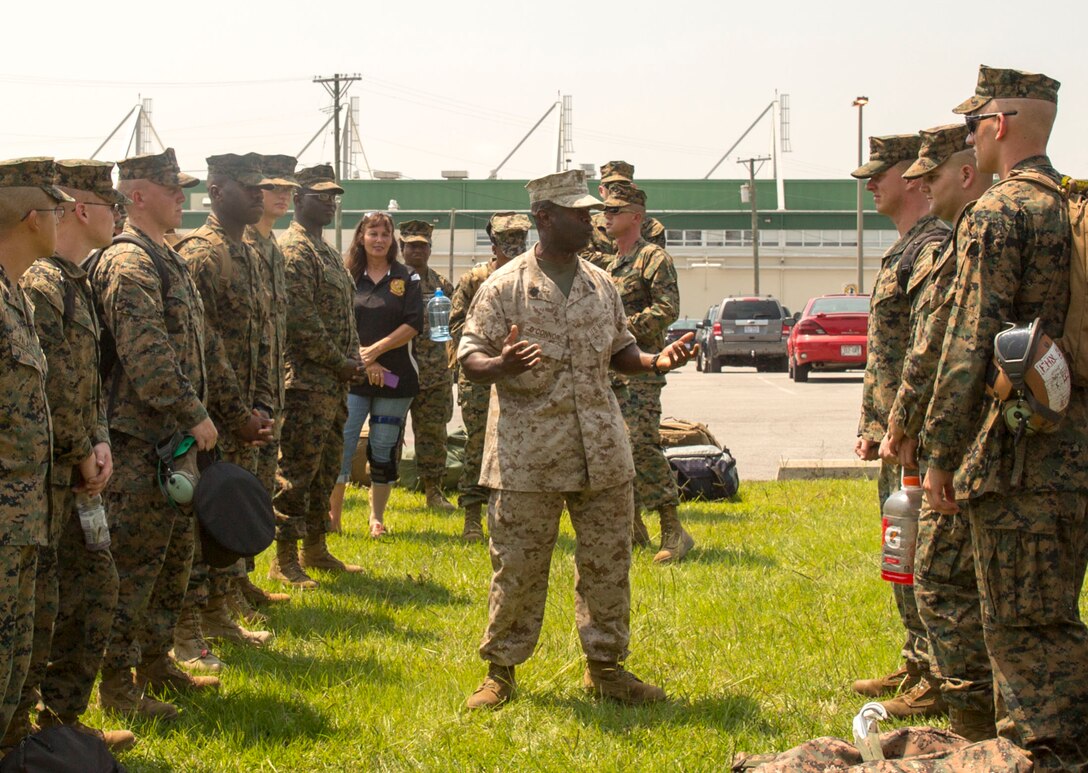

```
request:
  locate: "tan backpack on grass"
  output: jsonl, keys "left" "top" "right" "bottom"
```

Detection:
{"left": 1007, "top": 170, "right": 1088, "bottom": 386}
{"left": 659, "top": 417, "right": 719, "bottom": 448}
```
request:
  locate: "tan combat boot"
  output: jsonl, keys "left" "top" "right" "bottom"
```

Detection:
{"left": 461, "top": 503, "right": 485, "bottom": 542}
{"left": 226, "top": 580, "right": 268, "bottom": 627}
{"left": 852, "top": 662, "right": 918, "bottom": 698}
{"left": 949, "top": 705, "right": 998, "bottom": 742}
{"left": 98, "top": 668, "right": 178, "bottom": 721}
{"left": 583, "top": 660, "right": 666, "bottom": 704}
{"left": 466, "top": 664, "right": 515, "bottom": 710}
{"left": 202, "top": 592, "right": 274, "bottom": 647}
{"left": 171, "top": 604, "right": 225, "bottom": 673}
{"left": 632, "top": 511, "right": 651, "bottom": 549}
{"left": 268, "top": 538, "right": 318, "bottom": 589}
{"left": 653, "top": 505, "right": 694, "bottom": 564}
{"left": 300, "top": 532, "right": 362, "bottom": 573}
{"left": 239, "top": 574, "right": 290, "bottom": 607}
{"left": 423, "top": 478, "right": 456, "bottom": 512}
{"left": 880, "top": 674, "right": 948, "bottom": 719}
{"left": 136, "top": 653, "right": 220, "bottom": 696}
{"left": 38, "top": 709, "right": 137, "bottom": 752}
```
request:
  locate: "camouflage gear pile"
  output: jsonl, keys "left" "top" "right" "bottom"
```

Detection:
{"left": 852, "top": 134, "right": 923, "bottom": 179}
{"left": 923, "top": 154, "right": 1088, "bottom": 768}
{"left": 903, "top": 125, "right": 971, "bottom": 180}
{"left": 116, "top": 148, "right": 198, "bottom": 188}
{"left": 409, "top": 266, "right": 454, "bottom": 481}
{"left": 953, "top": 64, "right": 1060, "bottom": 114}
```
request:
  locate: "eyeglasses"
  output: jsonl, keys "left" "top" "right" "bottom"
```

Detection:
{"left": 964, "top": 110, "right": 1018, "bottom": 134}
{"left": 603, "top": 206, "right": 634, "bottom": 215}
{"left": 21, "top": 206, "right": 65, "bottom": 222}
{"left": 302, "top": 192, "right": 341, "bottom": 204}
{"left": 81, "top": 202, "right": 120, "bottom": 213}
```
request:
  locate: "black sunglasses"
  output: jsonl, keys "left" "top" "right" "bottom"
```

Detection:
{"left": 965, "top": 110, "right": 1018, "bottom": 134}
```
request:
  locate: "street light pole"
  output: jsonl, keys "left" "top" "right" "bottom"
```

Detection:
{"left": 853, "top": 96, "right": 868, "bottom": 293}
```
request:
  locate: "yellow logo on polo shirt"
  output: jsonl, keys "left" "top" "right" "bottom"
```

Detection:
{"left": 390, "top": 279, "right": 405, "bottom": 297}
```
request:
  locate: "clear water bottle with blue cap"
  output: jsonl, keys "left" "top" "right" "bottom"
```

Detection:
{"left": 427, "top": 288, "right": 451, "bottom": 342}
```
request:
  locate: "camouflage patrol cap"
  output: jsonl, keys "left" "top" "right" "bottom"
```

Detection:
{"left": 603, "top": 182, "right": 647, "bottom": 212}
{"left": 0, "top": 157, "right": 74, "bottom": 202}
{"left": 54, "top": 159, "right": 128, "bottom": 205}
{"left": 954, "top": 65, "right": 1061, "bottom": 114}
{"left": 398, "top": 219, "right": 433, "bottom": 244}
{"left": 851, "top": 134, "right": 922, "bottom": 179}
{"left": 259, "top": 154, "right": 299, "bottom": 187}
{"left": 295, "top": 164, "right": 344, "bottom": 193}
{"left": 206, "top": 153, "right": 271, "bottom": 187}
{"left": 525, "top": 169, "right": 604, "bottom": 209}
{"left": 117, "top": 148, "right": 199, "bottom": 188}
{"left": 486, "top": 211, "right": 531, "bottom": 256}
{"left": 902, "top": 124, "right": 971, "bottom": 179}
{"left": 600, "top": 160, "right": 635, "bottom": 184}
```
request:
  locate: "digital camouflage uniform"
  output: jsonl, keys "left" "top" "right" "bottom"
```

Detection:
{"left": 408, "top": 264, "right": 454, "bottom": 483}
{"left": 890, "top": 125, "right": 995, "bottom": 723}
{"left": 177, "top": 169, "right": 274, "bottom": 606}
{"left": 0, "top": 259, "right": 52, "bottom": 739}
{"left": 459, "top": 248, "right": 637, "bottom": 666}
{"left": 855, "top": 133, "right": 950, "bottom": 671}
{"left": 23, "top": 241, "right": 117, "bottom": 724}
{"left": 923, "top": 114, "right": 1088, "bottom": 773}
{"left": 450, "top": 262, "right": 494, "bottom": 510}
{"left": 273, "top": 219, "right": 359, "bottom": 540}
{"left": 581, "top": 161, "right": 666, "bottom": 267}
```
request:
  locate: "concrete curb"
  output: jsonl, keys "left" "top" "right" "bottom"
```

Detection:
{"left": 776, "top": 459, "right": 880, "bottom": 481}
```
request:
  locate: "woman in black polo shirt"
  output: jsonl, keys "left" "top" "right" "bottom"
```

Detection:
{"left": 332, "top": 212, "right": 423, "bottom": 538}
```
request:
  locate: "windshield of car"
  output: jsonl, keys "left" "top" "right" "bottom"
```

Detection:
{"left": 721, "top": 300, "right": 781, "bottom": 320}
{"left": 808, "top": 297, "right": 870, "bottom": 315}
{"left": 703, "top": 305, "right": 718, "bottom": 324}
{"left": 669, "top": 318, "right": 698, "bottom": 330}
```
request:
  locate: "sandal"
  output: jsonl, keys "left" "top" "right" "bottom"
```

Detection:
{"left": 369, "top": 521, "right": 387, "bottom": 539}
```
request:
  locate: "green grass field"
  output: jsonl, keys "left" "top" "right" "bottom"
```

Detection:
{"left": 83, "top": 480, "right": 954, "bottom": 771}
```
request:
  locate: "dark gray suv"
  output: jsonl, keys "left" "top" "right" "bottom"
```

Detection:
{"left": 702, "top": 296, "right": 790, "bottom": 373}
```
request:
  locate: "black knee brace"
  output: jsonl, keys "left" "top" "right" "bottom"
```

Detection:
{"left": 367, "top": 415, "right": 403, "bottom": 484}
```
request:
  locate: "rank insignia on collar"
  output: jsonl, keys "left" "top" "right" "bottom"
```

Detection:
{"left": 390, "top": 278, "right": 405, "bottom": 297}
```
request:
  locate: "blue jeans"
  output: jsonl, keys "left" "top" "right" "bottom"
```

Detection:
{"left": 338, "top": 394, "right": 413, "bottom": 484}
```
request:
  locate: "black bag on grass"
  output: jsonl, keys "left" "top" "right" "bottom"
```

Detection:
{"left": 0, "top": 725, "right": 125, "bottom": 773}
{"left": 665, "top": 444, "right": 740, "bottom": 501}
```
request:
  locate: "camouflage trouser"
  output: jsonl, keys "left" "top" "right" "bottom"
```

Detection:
{"left": 479, "top": 482, "right": 633, "bottom": 666}
{"left": 103, "top": 433, "right": 195, "bottom": 671}
{"left": 0, "top": 546, "right": 36, "bottom": 737}
{"left": 410, "top": 379, "right": 453, "bottom": 482}
{"left": 40, "top": 487, "right": 119, "bottom": 721}
{"left": 914, "top": 507, "right": 992, "bottom": 714}
{"left": 966, "top": 490, "right": 1088, "bottom": 770}
{"left": 273, "top": 388, "right": 346, "bottom": 541}
{"left": 16, "top": 542, "right": 57, "bottom": 720}
{"left": 878, "top": 458, "right": 929, "bottom": 669}
{"left": 614, "top": 379, "right": 679, "bottom": 513}
{"left": 457, "top": 378, "right": 490, "bottom": 509}
{"left": 251, "top": 413, "right": 283, "bottom": 573}
{"left": 184, "top": 433, "right": 256, "bottom": 611}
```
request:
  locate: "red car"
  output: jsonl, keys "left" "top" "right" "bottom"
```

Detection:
{"left": 787, "top": 294, "right": 870, "bottom": 382}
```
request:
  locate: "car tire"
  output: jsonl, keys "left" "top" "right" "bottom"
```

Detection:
{"left": 794, "top": 362, "right": 811, "bottom": 382}
{"left": 709, "top": 356, "right": 722, "bottom": 373}
{"left": 775, "top": 356, "right": 790, "bottom": 373}
{"left": 788, "top": 358, "right": 795, "bottom": 380}
{"left": 696, "top": 349, "right": 705, "bottom": 372}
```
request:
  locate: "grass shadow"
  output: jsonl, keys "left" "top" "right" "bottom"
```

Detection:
{"left": 261, "top": 598, "right": 437, "bottom": 644}
{"left": 685, "top": 546, "right": 777, "bottom": 568}
{"left": 531, "top": 691, "right": 771, "bottom": 733}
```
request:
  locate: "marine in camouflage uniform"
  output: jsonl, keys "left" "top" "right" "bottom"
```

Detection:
{"left": 600, "top": 183, "right": 692, "bottom": 563}
{"left": 923, "top": 66, "right": 1088, "bottom": 770}
{"left": 175, "top": 154, "right": 275, "bottom": 659}
{"left": 399, "top": 220, "right": 456, "bottom": 510}
{"left": 93, "top": 149, "right": 224, "bottom": 718}
{"left": 460, "top": 170, "right": 684, "bottom": 710}
{"left": 449, "top": 212, "right": 529, "bottom": 541}
{"left": 580, "top": 161, "right": 666, "bottom": 267}
{"left": 0, "top": 158, "right": 64, "bottom": 745}
{"left": 851, "top": 134, "right": 949, "bottom": 706}
{"left": 18, "top": 161, "right": 133, "bottom": 750}
{"left": 884, "top": 125, "right": 997, "bottom": 737}
{"left": 271, "top": 164, "right": 362, "bottom": 589}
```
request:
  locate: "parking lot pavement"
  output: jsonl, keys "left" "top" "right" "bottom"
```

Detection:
{"left": 660, "top": 363, "right": 869, "bottom": 481}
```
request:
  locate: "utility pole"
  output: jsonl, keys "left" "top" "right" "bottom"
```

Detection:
{"left": 738, "top": 156, "right": 771, "bottom": 295}
{"left": 556, "top": 94, "right": 573, "bottom": 173}
{"left": 314, "top": 73, "right": 360, "bottom": 250}
{"left": 853, "top": 96, "right": 869, "bottom": 293}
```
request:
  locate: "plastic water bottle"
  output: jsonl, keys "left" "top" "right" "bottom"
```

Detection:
{"left": 880, "top": 471, "right": 922, "bottom": 584}
{"left": 427, "top": 288, "right": 451, "bottom": 342}
{"left": 76, "top": 493, "right": 111, "bottom": 551}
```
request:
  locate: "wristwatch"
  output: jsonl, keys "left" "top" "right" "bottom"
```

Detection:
{"left": 651, "top": 353, "right": 667, "bottom": 376}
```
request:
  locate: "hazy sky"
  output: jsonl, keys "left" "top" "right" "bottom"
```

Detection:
{"left": 3, "top": 0, "right": 1085, "bottom": 183}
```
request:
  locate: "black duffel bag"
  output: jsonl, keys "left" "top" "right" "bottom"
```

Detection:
{"left": 664, "top": 443, "right": 740, "bottom": 501}
{"left": 0, "top": 725, "right": 125, "bottom": 773}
